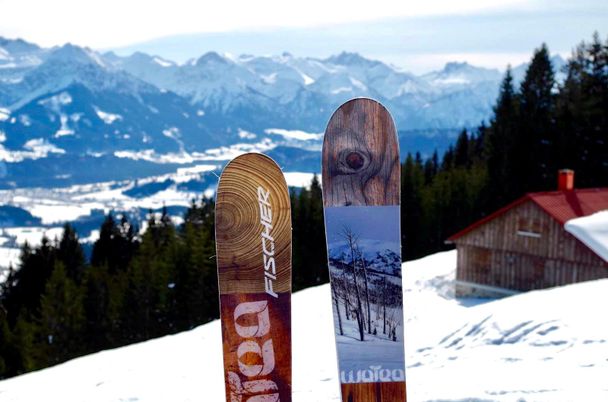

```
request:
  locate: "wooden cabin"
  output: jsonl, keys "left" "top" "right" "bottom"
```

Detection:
{"left": 447, "top": 170, "right": 608, "bottom": 297}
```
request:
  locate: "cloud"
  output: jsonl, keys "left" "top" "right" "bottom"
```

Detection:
{"left": 0, "top": 0, "right": 530, "bottom": 48}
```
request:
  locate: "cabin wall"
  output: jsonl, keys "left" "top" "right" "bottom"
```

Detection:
{"left": 454, "top": 201, "right": 608, "bottom": 295}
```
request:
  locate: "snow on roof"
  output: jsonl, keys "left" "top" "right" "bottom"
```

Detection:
{"left": 565, "top": 210, "right": 608, "bottom": 263}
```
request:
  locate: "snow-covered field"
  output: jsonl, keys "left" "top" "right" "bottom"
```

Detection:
{"left": 0, "top": 165, "right": 319, "bottom": 277}
{"left": 0, "top": 250, "right": 607, "bottom": 401}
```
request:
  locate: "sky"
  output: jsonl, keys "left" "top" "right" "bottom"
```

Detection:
{"left": 0, "top": 0, "right": 606, "bottom": 73}
{"left": 324, "top": 206, "right": 400, "bottom": 246}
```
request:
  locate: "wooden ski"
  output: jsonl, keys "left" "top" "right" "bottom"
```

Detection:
{"left": 216, "top": 153, "right": 292, "bottom": 402}
{"left": 322, "top": 98, "right": 406, "bottom": 401}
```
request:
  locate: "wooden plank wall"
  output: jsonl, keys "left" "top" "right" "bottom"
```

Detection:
{"left": 455, "top": 200, "right": 608, "bottom": 291}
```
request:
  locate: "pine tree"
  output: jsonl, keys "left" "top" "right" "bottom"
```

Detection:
{"left": 485, "top": 67, "right": 519, "bottom": 207}
{"left": 175, "top": 197, "right": 218, "bottom": 329}
{"left": 517, "top": 43, "right": 556, "bottom": 193}
{"left": 122, "top": 211, "right": 177, "bottom": 341}
{"left": 291, "top": 175, "right": 327, "bottom": 291}
{"left": 2, "top": 238, "right": 56, "bottom": 326}
{"left": 92, "top": 213, "right": 139, "bottom": 274}
{"left": 37, "top": 261, "right": 86, "bottom": 366}
{"left": 454, "top": 129, "right": 471, "bottom": 168}
{"left": 57, "top": 224, "right": 86, "bottom": 284}
{"left": 401, "top": 153, "right": 425, "bottom": 259}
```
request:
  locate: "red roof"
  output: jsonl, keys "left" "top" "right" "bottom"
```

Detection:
{"left": 447, "top": 188, "right": 608, "bottom": 242}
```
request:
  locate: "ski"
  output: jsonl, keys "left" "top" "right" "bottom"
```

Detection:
{"left": 215, "top": 153, "right": 292, "bottom": 402}
{"left": 322, "top": 98, "right": 406, "bottom": 401}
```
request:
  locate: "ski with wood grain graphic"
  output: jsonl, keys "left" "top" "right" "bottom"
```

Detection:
{"left": 216, "top": 153, "right": 292, "bottom": 402}
{"left": 322, "top": 98, "right": 407, "bottom": 401}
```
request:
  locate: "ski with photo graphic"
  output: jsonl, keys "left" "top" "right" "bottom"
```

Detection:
{"left": 215, "top": 153, "right": 292, "bottom": 402}
{"left": 322, "top": 98, "right": 407, "bottom": 401}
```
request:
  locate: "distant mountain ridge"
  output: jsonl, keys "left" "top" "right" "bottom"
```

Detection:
{"left": 0, "top": 37, "right": 566, "bottom": 188}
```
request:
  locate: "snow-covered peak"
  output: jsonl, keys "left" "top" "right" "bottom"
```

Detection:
{"left": 195, "top": 51, "right": 230, "bottom": 67}
{"left": 325, "top": 51, "right": 381, "bottom": 68}
{"left": 423, "top": 61, "right": 502, "bottom": 87}
{"left": 46, "top": 43, "right": 106, "bottom": 68}
{"left": 0, "top": 37, "right": 47, "bottom": 74}
{"left": 0, "top": 37, "right": 40, "bottom": 55}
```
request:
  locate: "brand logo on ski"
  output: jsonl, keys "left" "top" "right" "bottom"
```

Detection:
{"left": 341, "top": 366, "right": 405, "bottom": 383}
{"left": 259, "top": 186, "right": 278, "bottom": 298}
{"left": 228, "top": 300, "right": 280, "bottom": 402}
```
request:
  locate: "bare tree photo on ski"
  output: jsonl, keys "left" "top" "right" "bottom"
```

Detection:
{"left": 324, "top": 205, "right": 405, "bottom": 380}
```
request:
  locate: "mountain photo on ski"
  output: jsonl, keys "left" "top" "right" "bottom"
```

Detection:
{"left": 325, "top": 205, "right": 405, "bottom": 383}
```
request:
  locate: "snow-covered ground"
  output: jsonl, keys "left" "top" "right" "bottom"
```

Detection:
{"left": 0, "top": 250, "right": 607, "bottom": 401}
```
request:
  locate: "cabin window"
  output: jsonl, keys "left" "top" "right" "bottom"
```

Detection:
{"left": 517, "top": 217, "right": 543, "bottom": 238}
{"left": 517, "top": 230, "right": 541, "bottom": 238}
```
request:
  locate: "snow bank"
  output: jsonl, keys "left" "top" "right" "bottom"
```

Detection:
{"left": 565, "top": 210, "right": 608, "bottom": 262}
{"left": 283, "top": 172, "right": 319, "bottom": 188}
{"left": 0, "top": 251, "right": 607, "bottom": 401}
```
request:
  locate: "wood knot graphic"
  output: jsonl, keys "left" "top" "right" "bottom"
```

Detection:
{"left": 345, "top": 152, "right": 365, "bottom": 170}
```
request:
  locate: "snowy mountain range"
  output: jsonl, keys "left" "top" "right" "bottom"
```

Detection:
{"left": 0, "top": 36, "right": 567, "bottom": 189}
{"left": 1, "top": 250, "right": 606, "bottom": 401}
{"left": 329, "top": 239, "right": 402, "bottom": 277}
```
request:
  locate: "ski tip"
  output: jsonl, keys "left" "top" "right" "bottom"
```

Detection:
{"left": 321, "top": 98, "right": 400, "bottom": 207}
{"left": 324, "top": 97, "right": 396, "bottom": 131}
{"left": 219, "top": 152, "right": 286, "bottom": 185}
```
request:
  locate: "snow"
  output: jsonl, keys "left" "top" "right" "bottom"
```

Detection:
{"left": 81, "top": 229, "right": 100, "bottom": 244}
{"left": 300, "top": 72, "right": 315, "bottom": 85}
{"left": 174, "top": 164, "right": 218, "bottom": 178}
{"left": 565, "top": 210, "right": 608, "bottom": 263}
{"left": 433, "top": 77, "right": 471, "bottom": 85}
{"left": 29, "top": 203, "right": 100, "bottom": 224}
{"left": 1, "top": 250, "right": 606, "bottom": 401}
{"left": 237, "top": 128, "right": 257, "bottom": 139}
{"left": 114, "top": 139, "right": 276, "bottom": 164}
{"left": 18, "top": 114, "right": 32, "bottom": 127}
{"left": 153, "top": 57, "right": 173, "bottom": 68}
{"left": 264, "top": 128, "right": 322, "bottom": 141}
{"left": 95, "top": 107, "right": 123, "bottom": 124}
{"left": 162, "top": 127, "right": 180, "bottom": 140}
{"left": 0, "top": 138, "right": 66, "bottom": 162}
{"left": 54, "top": 114, "right": 75, "bottom": 137}
{"left": 0, "top": 107, "right": 10, "bottom": 121}
{"left": 3, "top": 226, "right": 64, "bottom": 246}
{"left": 0, "top": 247, "right": 20, "bottom": 269}
{"left": 38, "top": 91, "right": 73, "bottom": 108}
{"left": 283, "top": 172, "right": 319, "bottom": 188}
{"left": 261, "top": 72, "right": 278, "bottom": 84}
{"left": 331, "top": 86, "right": 353, "bottom": 95}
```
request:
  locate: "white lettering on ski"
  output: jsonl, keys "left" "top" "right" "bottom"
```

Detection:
{"left": 228, "top": 372, "right": 279, "bottom": 402}
{"left": 229, "top": 300, "right": 280, "bottom": 401}
{"left": 340, "top": 365, "right": 405, "bottom": 383}
{"left": 237, "top": 339, "right": 276, "bottom": 377}
{"left": 258, "top": 186, "right": 278, "bottom": 298}
{"left": 234, "top": 301, "right": 270, "bottom": 338}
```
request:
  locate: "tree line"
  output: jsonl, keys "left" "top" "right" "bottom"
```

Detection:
{"left": 1, "top": 32, "right": 607, "bottom": 379}
{"left": 402, "top": 33, "right": 608, "bottom": 259}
